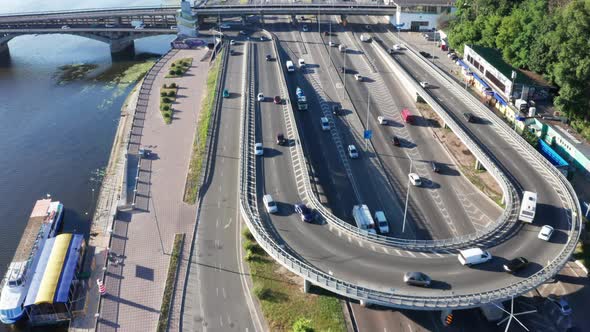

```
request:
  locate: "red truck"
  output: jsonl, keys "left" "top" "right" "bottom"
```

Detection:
{"left": 401, "top": 108, "right": 413, "bottom": 123}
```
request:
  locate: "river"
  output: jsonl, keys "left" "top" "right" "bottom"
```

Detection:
{"left": 0, "top": 1, "right": 176, "bottom": 330}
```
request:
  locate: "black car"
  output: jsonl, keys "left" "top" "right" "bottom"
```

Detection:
{"left": 265, "top": 54, "right": 272, "bottom": 61}
{"left": 419, "top": 51, "right": 431, "bottom": 58}
{"left": 463, "top": 112, "right": 475, "bottom": 123}
{"left": 392, "top": 135, "right": 400, "bottom": 146}
{"left": 503, "top": 257, "right": 529, "bottom": 273}
{"left": 294, "top": 203, "right": 313, "bottom": 222}
{"left": 332, "top": 104, "right": 342, "bottom": 116}
{"left": 229, "top": 49, "right": 235, "bottom": 56}
{"left": 276, "top": 133, "right": 286, "bottom": 145}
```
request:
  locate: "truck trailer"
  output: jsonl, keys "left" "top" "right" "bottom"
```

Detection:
{"left": 352, "top": 205, "right": 376, "bottom": 234}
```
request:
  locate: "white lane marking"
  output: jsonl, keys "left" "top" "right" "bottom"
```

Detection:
{"left": 216, "top": 219, "right": 219, "bottom": 228}
{"left": 222, "top": 287, "right": 227, "bottom": 299}
{"left": 219, "top": 315, "right": 223, "bottom": 327}
{"left": 216, "top": 287, "right": 219, "bottom": 297}
{"left": 224, "top": 217, "right": 233, "bottom": 229}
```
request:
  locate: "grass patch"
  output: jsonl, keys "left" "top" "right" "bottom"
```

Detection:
{"left": 160, "top": 82, "right": 178, "bottom": 124}
{"left": 156, "top": 233, "right": 185, "bottom": 332}
{"left": 166, "top": 57, "right": 193, "bottom": 78}
{"left": 183, "top": 51, "right": 224, "bottom": 204}
{"left": 241, "top": 228, "right": 346, "bottom": 332}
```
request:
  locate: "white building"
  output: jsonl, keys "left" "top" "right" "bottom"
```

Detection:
{"left": 385, "top": 0, "right": 456, "bottom": 31}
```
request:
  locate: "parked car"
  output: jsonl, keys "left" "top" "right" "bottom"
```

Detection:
{"left": 294, "top": 204, "right": 313, "bottom": 222}
{"left": 392, "top": 135, "right": 401, "bottom": 146}
{"left": 273, "top": 96, "right": 282, "bottom": 104}
{"left": 263, "top": 194, "right": 278, "bottom": 213}
{"left": 538, "top": 225, "right": 555, "bottom": 241}
{"left": 348, "top": 145, "right": 359, "bottom": 159}
{"left": 276, "top": 133, "right": 286, "bottom": 145}
{"left": 503, "top": 257, "right": 529, "bottom": 273}
{"left": 222, "top": 89, "right": 230, "bottom": 98}
{"left": 254, "top": 143, "right": 264, "bottom": 156}
{"left": 547, "top": 295, "right": 572, "bottom": 315}
{"left": 257, "top": 93, "right": 264, "bottom": 101}
{"left": 403, "top": 272, "right": 432, "bottom": 287}
{"left": 409, "top": 173, "right": 421, "bottom": 186}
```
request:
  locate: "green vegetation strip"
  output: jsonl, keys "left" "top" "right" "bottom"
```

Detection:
{"left": 183, "top": 51, "right": 223, "bottom": 204}
{"left": 242, "top": 228, "right": 346, "bottom": 332}
{"left": 160, "top": 83, "right": 178, "bottom": 124}
{"left": 166, "top": 57, "right": 193, "bottom": 78}
{"left": 157, "top": 233, "right": 185, "bottom": 332}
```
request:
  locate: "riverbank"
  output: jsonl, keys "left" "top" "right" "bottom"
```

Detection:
{"left": 69, "top": 77, "right": 143, "bottom": 331}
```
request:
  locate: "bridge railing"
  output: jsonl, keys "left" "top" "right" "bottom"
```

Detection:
{"left": 0, "top": 6, "right": 180, "bottom": 18}
{"left": 235, "top": 33, "right": 583, "bottom": 310}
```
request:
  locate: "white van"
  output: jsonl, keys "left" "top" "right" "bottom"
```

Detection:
{"left": 263, "top": 194, "right": 278, "bottom": 214}
{"left": 286, "top": 60, "right": 294, "bottom": 72}
{"left": 374, "top": 211, "right": 389, "bottom": 234}
{"left": 458, "top": 248, "right": 492, "bottom": 266}
{"left": 298, "top": 58, "right": 305, "bottom": 68}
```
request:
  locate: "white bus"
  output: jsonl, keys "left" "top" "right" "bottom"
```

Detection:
{"left": 286, "top": 60, "right": 294, "bottom": 72}
{"left": 518, "top": 191, "right": 537, "bottom": 223}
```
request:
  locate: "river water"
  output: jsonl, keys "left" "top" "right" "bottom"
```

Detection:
{"left": 0, "top": 2, "right": 176, "bottom": 329}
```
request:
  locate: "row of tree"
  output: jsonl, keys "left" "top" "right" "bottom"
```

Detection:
{"left": 444, "top": 0, "right": 590, "bottom": 137}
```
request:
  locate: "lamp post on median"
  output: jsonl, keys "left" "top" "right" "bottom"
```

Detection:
{"left": 402, "top": 158, "right": 413, "bottom": 233}
{"left": 365, "top": 92, "right": 371, "bottom": 151}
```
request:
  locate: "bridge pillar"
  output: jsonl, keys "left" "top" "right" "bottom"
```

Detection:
{"left": 241, "top": 15, "right": 247, "bottom": 25}
{"left": 110, "top": 39, "right": 135, "bottom": 56}
{"left": 303, "top": 279, "right": 312, "bottom": 293}
{"left": 0, "top": 42, "right": 9, "bottom": 57}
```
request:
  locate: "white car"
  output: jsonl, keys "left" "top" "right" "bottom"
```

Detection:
{"left": 254, "top": 143, "right": 264, "bottom": 156}
{"left": 348, "top": 145, "right": 359, "bottom": 159}
{"left": 329, "top": 41, "right": 337, "bottom": 47}
{"left": 302, "top": 25, "right": 309, "bottom": 32}
{"left": 320, "top": 117, "right": 330, "bottom": 131}
{"left": 263, "top": 194, "right": 278, "bottom": 213}
{"left": 409, "top": 173, "right": 421, "bottom": 186}
{"left": 257, "top": 93, "right": 264, "bottom": 101}
{"left": 538, "top": 225, "right": 554, "bottom": 241}
{"left": 420, "top": 81, "right": 429, "bottom": 88}
{"left": 392, "top": 44, "right": 401, "bottom": 50}
{"left": 135, "top": 25, "right": 145, "bottom": 30}
{"left": 354, "top": 74, "right": 363, "bottom": 81}
{"left": 170, "top": 25, "right": 177, "bottom": 30}
{"left": 219, "top": 24, "right": 231, "bottom": 29}
{"left": 61, "top": 25, "right": 70, "bottom": 30}
{"left": 230, "top": 40, "right": 236, "bottom": 45}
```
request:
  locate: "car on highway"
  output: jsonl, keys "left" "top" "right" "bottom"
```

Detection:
{"left": 374, "top": 211, "right": 389, "bottom": 234}
{"left": 259, "top": 36, "right": 265, "bottom": 41}
{"left": 391, "top": 135, "right": 401, "bottom": 146}
{"left": 135, "top": 25, "right": 145, "bottom": 30}
{"left": 340, "top": 66, "right": 346, "bottom": 74}
{"left": 273, "top": 96, "right": 282, "bottom": 104}
{"left": 302, "top": 24, "right": 309, "bottom": 32}
{"left": 403, "top": 272, "right": 431, "bottom": 287}
{"left": 169, "top": 25, "right": 177, "bottom": 30}
{"left": 463, "top": 112, "right": 476, "bottom": 123}
{"left": 408, "top": 173, "right": 421, "bottom": 186}
{"left": 105, "top": 24, "right": 115, "bottom": 28}
{"left": 419, "top": 51, "right": 431, "bottom": 58}
{"left": 230, "top": 40, "right": 236, "bottom": 45}
{"left": 431, "top": 161, "right": 440, "bottom": 173}
{"left": 219, "top": 24, "right": 230, "bottom": 29}
{"left": 263, "top": 194, "right": 278, "bottom": 214}
{"left": 503, "top": 257, "right": 529, "bottom": 273}
{"left": 222, "top": 89, "right": 230, "bottom": 98}
{"left": 354, "top": 74, "right": 363, "bottom": 81}
{"left": 419, "top": 81, "right": 429, "bottom": 88}
{"left": 538, "top": 225, "right": 554, "bottom": 241}
{"left": 298, "top": 58, "right": 305, "bottom": 68}
{"left": 320, "top": 117, "right": 330, "bottom": 131}
{"left": 294, "top": 203, "right": 313, "bottom": 222}
{"left": 458, "top": 248, "right": 492, "bottom": 266}
{"left": 392, "top": 44, "right": 402, "bottom": 51}
{"left": 329, "top": 41, "right": 338, "bottom": 47}
{"left": 332, "top": 104, "right": 342, "bottom": 116}
{"left": 348, "top": 145, "right": 359, "bottom": 159}
{"left": 547, "top": 295, "right": 572, "bottom": 315}
{"left": 239, "top": 30, "right": 247, "bottom": 35}
{"left": 61, "top": 25, "right": 70, "bottom": 29}
{"left": 265, "top": 54, "right": 272, "bottom": 61}
{"left": 254, "top": 143, "right": 264, "bottom": 156}
{"left": 378, "top": 116, "right": 391, "bottom": 125}
{"left": 229, "top": 49, "right": 236, "bottom": 56}
{"left": 276, "top": 133, "right": 286, "bottom": 145}
{"left": 257, "top": 93, "right": 264, "bottom": 102}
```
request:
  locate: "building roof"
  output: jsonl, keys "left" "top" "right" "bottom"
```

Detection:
{"left": 24, "top": 234, "right": 85, "bottom": 306}
{"left": 467, "top": 45, "right": 535, "bottom": 86}
{"left": 549, "top": 122, "right": 590, "bottom": 158}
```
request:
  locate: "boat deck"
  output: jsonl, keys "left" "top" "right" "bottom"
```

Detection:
{"left": 12, "top": 199, "right": 55, "bottom": 262}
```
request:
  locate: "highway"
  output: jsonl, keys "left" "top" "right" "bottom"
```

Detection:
{"left": 182, "top": 41, "right": 261, "bottom": 331}
{"left": 239, "top": 16, "right": 579, "bottom": 303}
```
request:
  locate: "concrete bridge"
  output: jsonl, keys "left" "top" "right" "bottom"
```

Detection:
{"left": 0, "top": 2, "right": 397, "bottom": 56}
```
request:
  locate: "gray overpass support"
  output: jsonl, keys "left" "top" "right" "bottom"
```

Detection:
{"left": 110, "top": 37, "right": 135, "bottom": 55}
{"left": 303, "top": 279, "right": 312, "bottom": 293}
{"left": 0, "top": 35, "right": 11, "bottom": 56}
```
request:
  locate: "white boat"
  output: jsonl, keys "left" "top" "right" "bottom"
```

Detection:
{"left": 0, "top": 199, "right": 63, "bottom": 324}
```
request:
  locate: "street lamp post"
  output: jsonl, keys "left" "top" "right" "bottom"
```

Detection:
{"left": 402, "top": 158, "right": 413, "bottom": 233}
{"left": 341, "top": 52, "right": 347, "bottom": 100}
{"left": 365, "top": 93, "right": 371, "bottom": 151}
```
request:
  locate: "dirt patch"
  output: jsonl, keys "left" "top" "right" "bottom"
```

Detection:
{"left": 417, "top": 103, "right": 503, "bottom": 206}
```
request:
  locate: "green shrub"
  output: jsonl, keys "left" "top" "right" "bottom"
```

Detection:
{"left": 167, "top": 91, "right": 176, "bottom": 97}
{"left": 171, "top": 63, "right": 176, "bottom": 67}
{"left": 175, "top": 69, "right": 183, "bottom": 75}
{"left": 293, "top": 318, "right": 314, "bottom": 332}
{"left": 169, "top": 70, "right": 175, "bottom": 75}
{"left": 162, "top": 83, "right": 167, "bottom": 88}
{"left": 245, "top": 251, "right": 256, "bottom": 262}
{"left": 163, "top": 97, "right": 171, "bottom": 103}
{"left": 170, "top": 82, "right": 177, "bottom": 88}
{"left": 163, "top": 105, "right": 170, "bottom": 111}
{"left": 160, "top": 91, "right": 167, "bottom": 97}
{"left": 242, "top": 228, "right": 255, "bottom": 242}
{"left": 253, "top": 286, "right": 272, "bottom": 300}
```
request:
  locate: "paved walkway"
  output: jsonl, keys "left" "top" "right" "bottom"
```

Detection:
{"left": 96, "top": 48, "right": 209, "bottom": 332}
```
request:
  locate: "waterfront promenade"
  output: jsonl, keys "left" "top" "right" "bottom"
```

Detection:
{"left": 93, "top": 48, "right": 209, "bottom": 331}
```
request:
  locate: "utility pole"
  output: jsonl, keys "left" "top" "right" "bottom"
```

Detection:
{"left": 365, "top": 93, "right": 371, "bottom": 151}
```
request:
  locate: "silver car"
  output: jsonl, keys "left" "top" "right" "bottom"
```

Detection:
{"left": 403, "top": 272, "right": 431, "bottom": 287}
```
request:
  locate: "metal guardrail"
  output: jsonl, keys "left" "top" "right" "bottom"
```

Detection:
{"left": 0, "top": 6, "right": 180, "bottom": 18}
{"left": 235, "top": 33, "right": 583, "bottom": 310}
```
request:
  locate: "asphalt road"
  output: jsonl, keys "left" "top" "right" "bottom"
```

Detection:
{"left": 182, "top": 41, "right": 262, "bottom": 331}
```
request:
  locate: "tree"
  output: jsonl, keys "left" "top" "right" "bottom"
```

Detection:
{"left": 479, "top": 14, "right": 502, "bottom": 48}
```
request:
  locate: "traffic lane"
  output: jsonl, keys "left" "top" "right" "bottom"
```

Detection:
{"left": 191, "top": 43, "right": 257, "bottom": 331}
{"left": 323, "top": 33, "right": 457, "bottom": 239}
{"left": 299, "top": 27, "right": 431, "bottom": 238}
{"left": 354, "top": 30, "right": 502, "bottom": 231}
